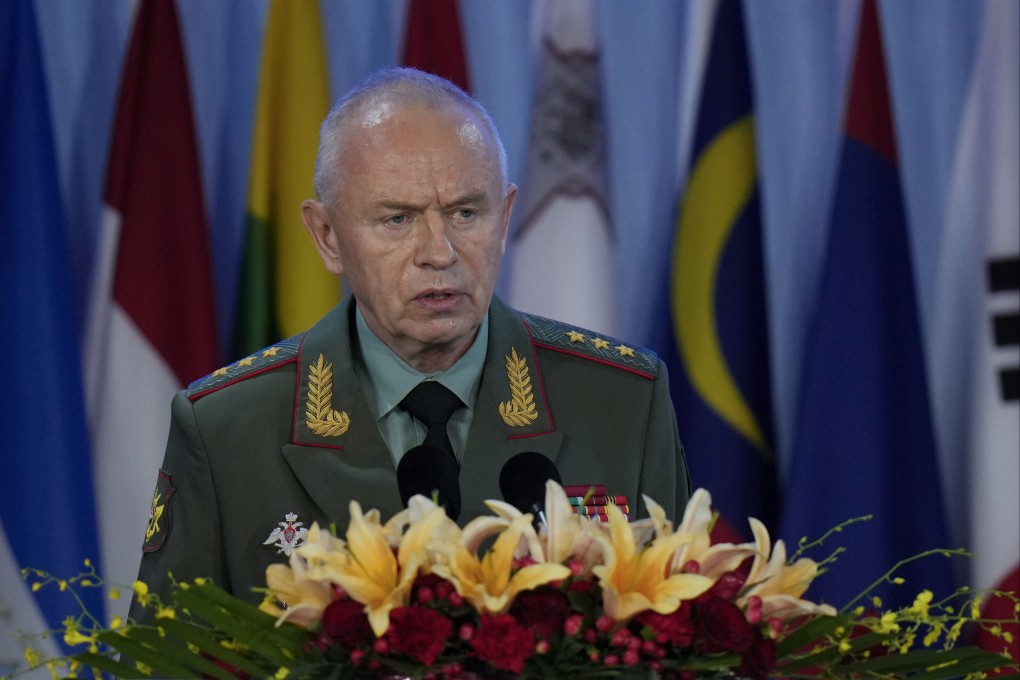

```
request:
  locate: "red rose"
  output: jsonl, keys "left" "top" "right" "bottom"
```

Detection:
{"left": 470, "top": 613, "right": 535, "bottom": 674}
{"left": 321, "top": 597, "right": 373, "bottom": 647}
{"left": 386, "top": 605, "right": 453, "bottom": 666}
{"left": 695, "top": 596, "right": 756, "bottom": 653}
{"left": 509, "top": 587, "right": 573, "bottom": 639}
{"left": 738, "top": 636, "right": 776, "bottom": 680}
{"left": 637, "top": 600, "right": 695, "bottom": 647}
{"left": 702, "top": 570, "right": 747, "bottom": 601}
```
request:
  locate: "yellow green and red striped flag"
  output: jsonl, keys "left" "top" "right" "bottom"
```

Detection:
{"left": 235, "top": 0, "right": 337, "bottom": 356}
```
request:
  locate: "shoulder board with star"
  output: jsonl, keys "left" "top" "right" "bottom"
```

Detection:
{"left": 520, "top": 313, "right": 659, "bottom": 379}
{"left": 187, "top": 334, "right": 304, "bottom": 401}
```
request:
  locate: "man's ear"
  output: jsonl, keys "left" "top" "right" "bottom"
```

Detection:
{"left": 301, "top": 199, "right": 344, "bottom": 275}
{"left": 499, "top": 183, "right": 518, "bottom": 254}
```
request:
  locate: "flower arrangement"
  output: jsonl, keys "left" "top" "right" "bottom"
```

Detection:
{"left": 11, "top": 484, "right": 1019, "bottom": 679}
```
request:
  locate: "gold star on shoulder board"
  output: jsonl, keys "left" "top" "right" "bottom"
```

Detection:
{"left": 237, "top": 356, "right": 255, "bottom": 367}
{"left": 592, "top": 338, "right": 610, "bottom": 350}
{"left": 615, "top": 345, "right": 635, "bottom": 357}
{"left": 566, "top": 331, "right": 586, "bottom": 343}
{"left": 212, "top": 367, "right": 229, "bottom": 377}
{"left": 262, "top": 347, "right": 281, "bottom": 358}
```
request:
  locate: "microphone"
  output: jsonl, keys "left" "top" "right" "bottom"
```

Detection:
{"left": 499, "top": 452, "right": 562, "bottom": 528}
{"left": 397, "top": 444, "right": 462, "bottom": 521}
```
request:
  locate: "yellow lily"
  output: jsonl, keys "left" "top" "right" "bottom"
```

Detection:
{"left": 261, "top": 525, "right": 337, "bottom": 628}
{"left": 660, "top": 489, "right": 756, "bottom": 578}
{"left": 322, "top": 501, "right": 428, "bottom": 636}
{"left": 741, "top": 518, "right": 837, "bottom": 620}
{"left": 592, "top": 503, "right": 714, "bottom": 621}
{"left": 482, "top": 481, "right": 605, "bottom": 574}
{"left": 433, "top": 513, "right": 571, "bottom": 614}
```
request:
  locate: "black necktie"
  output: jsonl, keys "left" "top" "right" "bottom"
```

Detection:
{"left": 400, "top": 381, "right": 463, "bottom": 457}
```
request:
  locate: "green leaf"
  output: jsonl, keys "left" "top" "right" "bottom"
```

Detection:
{"left": 841, "top": 645, "right": 1015, "bottom": 676}
{"left": 172, "top": 587, "right": 301, "bottom": 666}
{"left": 916, "top": 651, "right": 1018, "bottom": 680}
{"left": 94, "top": 629, "right": 199, "bottom": 678}
{"left": 154, "top": 617, "right": 272, "bottom": 678}
{"left": 121, "top": 625, "right": 248, "bottom": 679}
{"left": 775, "top": 614, "right": 851, "bottom": 657}
{"left": 71, "top": 652, "right": 152, "bottom": 679}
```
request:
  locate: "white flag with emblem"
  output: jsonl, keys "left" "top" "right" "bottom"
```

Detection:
{"left": 506, "top": 0, "right": 618, "bottom": 337}
{"left": 931, "top": 0, "right": 1019, "bottom": 592}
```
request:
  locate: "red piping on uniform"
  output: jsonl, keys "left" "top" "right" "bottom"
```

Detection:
{"left": 291, "top": 334, "right": 344, "bottom": 451}
{"left": 188, "top": 357, "right": 299, "bottom": 401}
{"left": 533, "top": 343, "right": 655, "bottom": 380}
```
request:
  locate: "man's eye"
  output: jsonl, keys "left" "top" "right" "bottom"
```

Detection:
{"left": 387, "top": 214, "right": 408, "bottom": 226}
{"left": 454, "top": 209, "right": 476, "bottom": 221}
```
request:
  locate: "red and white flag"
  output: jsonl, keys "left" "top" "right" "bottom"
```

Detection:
{"left": 84, "top": 0, "right": 218, "bottom": 617}
{"left": 507, "top": 0, "right": 618, "bottom": 336}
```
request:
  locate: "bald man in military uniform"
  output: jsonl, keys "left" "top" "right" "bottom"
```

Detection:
{"left": 131, "top": 68, "right": 690, "bottom": 611}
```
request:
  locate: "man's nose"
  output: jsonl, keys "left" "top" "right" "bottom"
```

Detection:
{"left": 414, "top": 213, "right": 458, "bottom": 269}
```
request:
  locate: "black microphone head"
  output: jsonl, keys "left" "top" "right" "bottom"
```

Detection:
{"left": 499, "top": 451, "right": 562, "bottom": 514}
{"left": 397, "top": 444, "right": 462, "bottom": 521}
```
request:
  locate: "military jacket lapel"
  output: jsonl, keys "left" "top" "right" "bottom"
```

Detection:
{"left": 282, "top": 300, "right": 403, "bottom": 521}
{"left": 459, "top": 298, "right": 563, "bottom": 516}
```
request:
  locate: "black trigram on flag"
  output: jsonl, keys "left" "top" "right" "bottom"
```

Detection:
{"left": 988, "top": 255, "right": 1020, "bottom": 401}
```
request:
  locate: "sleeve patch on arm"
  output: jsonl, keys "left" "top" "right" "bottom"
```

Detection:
{"left": 143, "top": 470, "right": 176, "bottom": 553}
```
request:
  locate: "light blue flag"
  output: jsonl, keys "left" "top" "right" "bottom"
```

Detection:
{"left": 0, "top": 0, "right": 105, "bottom": 646}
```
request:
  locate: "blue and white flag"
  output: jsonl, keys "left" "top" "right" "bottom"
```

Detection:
{"left": 0, "top": 0, "right": 104, "bottom": 666}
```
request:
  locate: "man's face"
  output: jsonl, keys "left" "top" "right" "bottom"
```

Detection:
{"left": 307, "top": 104, "right": 515, "bottom": 371}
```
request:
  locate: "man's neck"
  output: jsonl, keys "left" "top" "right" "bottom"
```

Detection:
{"left": 400, "top": 335, "right": 477, "bottom": 374}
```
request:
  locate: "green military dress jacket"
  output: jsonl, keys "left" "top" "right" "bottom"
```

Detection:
{"left": 131, "top": 296, "right": 689, "bottom": 611}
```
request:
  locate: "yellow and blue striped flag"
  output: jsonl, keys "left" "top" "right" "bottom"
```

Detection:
{"left": 654, "top": 0, "right": 778, "bottom": 540}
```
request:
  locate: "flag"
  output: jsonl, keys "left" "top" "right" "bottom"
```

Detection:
{"left": 506, "top": 0, "right": 618, "bottom": 336}
{"left": 932, "top": 0, "right": 1018, "bottom": 609}
{"left": 84, "top": 0, "right": 219, "bottom": 620}
{"left": 779, "top": 0, "right": 951, "bottom": 609}
{"left": 402, "top": 0, "right": 470, "bottom": 90}
{"left": 234, "top": 0, "right": 335, "bottom": 357}
{"left": 0, "top": 0, "right": 104, "bottom": 655}
{"left": 654, "top": 0, "right": 777, "bottom": 540}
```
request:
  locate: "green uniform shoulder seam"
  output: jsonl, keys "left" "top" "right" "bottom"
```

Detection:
{"left": 520, "top": 312, "right": 659, "bottom": 379}
{"left": 187, "top": 334, "right": 303, "bottom": 400}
